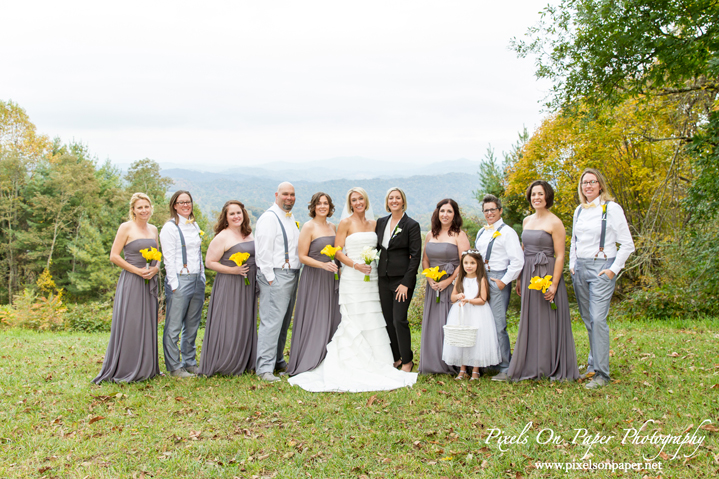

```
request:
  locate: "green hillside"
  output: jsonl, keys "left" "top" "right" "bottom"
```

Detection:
{"left": 168, "top": 172, "right": 482, "bottom": 230}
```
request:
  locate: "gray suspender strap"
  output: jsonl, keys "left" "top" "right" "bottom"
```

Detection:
{"left": 170, "top": 221, "right": 189, "bottom": 274}
{"left": 476, "top": 223, "right": 506, "bottom": 271}
{"left": 574, "top": 202, "right": 610, "bottom": 261}
{"left": 168, "top": 220, "right": 202, "bottom": 274}
{"left": 597, "top": 202, "right": 610, "bottom": 260}
{"left": 269, "top": 211, "right": 291, "bottom": 269}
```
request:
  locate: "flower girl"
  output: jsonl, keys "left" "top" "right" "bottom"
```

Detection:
{"left": 442, "top": 250, "right": 502, "bottom": 380}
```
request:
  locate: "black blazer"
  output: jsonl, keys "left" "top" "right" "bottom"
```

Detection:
{"left": 375, "top": 214, "right": 422, "bottom": 288}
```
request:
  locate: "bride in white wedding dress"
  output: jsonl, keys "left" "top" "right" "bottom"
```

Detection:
{"left": 288, "top": 187, "right": 418, "bottom": 392}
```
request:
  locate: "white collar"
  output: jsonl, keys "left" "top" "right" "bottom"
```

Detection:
{"left": 271, "top": 202, "right": 293, "bottom": 218}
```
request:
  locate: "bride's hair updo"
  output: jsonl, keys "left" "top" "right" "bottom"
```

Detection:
{"left": 345, "top": 187, "right": 370, "bottom": 214}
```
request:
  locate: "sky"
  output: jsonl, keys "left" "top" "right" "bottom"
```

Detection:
{"left": 2, "top": 0, "right": 551, "bottom": 168}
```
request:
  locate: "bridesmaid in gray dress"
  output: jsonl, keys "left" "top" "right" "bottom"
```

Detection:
{"left": 94, "top": 193, "right": 160, "bottom": 384}
{"left": 199, "top": 200, "right": 257, "bottom": 376}
{"left": 287, "top": 192, "right": 341, "bottom": 376}
{"left": 508, "top": 181, "right": 580, "bottom": 381}
{"left": 419, "top": 199, "right": 469, "bottom": 375}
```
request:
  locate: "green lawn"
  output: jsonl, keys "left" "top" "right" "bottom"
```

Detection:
{"left": 1, "top": 318, "right": 717, "bottom": 478}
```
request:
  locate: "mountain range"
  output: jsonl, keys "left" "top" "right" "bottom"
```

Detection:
{"left": 160, "top": 158, "right": 483, "bottom": 228}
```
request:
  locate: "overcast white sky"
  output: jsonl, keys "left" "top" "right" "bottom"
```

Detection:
{"left": 2, "top": 0, "right": 551, "bottom": 167}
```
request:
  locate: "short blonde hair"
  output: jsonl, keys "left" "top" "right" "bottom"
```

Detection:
{"left": 129, "top": 192, "right": 153, "bottom": 221}
{"left": 384, "top": 187, "right": 407, "bottom": 213}
{"left": 346, "top": 187, "right": 370, "bottom": 214}
{"left": 578, "top": 168, "right": 615, "bottom": 205}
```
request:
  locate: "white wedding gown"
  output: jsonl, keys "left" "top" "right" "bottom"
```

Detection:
{"left": 288, "top": 232, "right": 418, "bottom": 392}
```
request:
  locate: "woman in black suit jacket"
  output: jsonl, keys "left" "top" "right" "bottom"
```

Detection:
{"left": 376, "top": 187, "right": 422, "bottom": 372}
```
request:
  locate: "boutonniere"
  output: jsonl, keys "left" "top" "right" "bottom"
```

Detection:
{"left": 492, "top": 230, "right": 501, "bottom": 239}
{"left": 391, "top": 226, "right": 402, "bottom": 239}
{"left": 199, "top": 230, "right": 205, "bottom": 237}
{"left": 602, "top": 204, "right": 607, "bottom": 214}
{"left": 295, "top": 221, "right": 300, "bottom": 230}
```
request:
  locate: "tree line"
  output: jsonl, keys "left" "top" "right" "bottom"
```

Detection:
{"left": 474, "top": 0, "right": 718, "bottom": 318}
{"left": 0, "top": 101, "right": 197, "bottom": 304}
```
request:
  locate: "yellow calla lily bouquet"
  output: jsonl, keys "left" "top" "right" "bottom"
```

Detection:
{"left": 229, "top": 251, "right": 251, "bottom": 285}
{"left": 320, "top": 244, "right": 342, "bottom": 280}
{"left": 527, "top": 274, "right": 557, "bottom": 309}
{"left": 422, "top": 266, "right": 448, "bottom": 303}
{"left": 139, "top": 247, "right": 162, "bottom": 284}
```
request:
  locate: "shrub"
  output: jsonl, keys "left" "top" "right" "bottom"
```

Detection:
{"left": 7, "top": 287, "right": 66, "bottom": 331}
{"left": 408, "top": 276, "right": 426, "bottom": 329}
{"left": 64, "top": 301, "right": 113, "bottom": 332}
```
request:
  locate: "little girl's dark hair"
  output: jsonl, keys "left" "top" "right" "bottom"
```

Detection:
{"left": 456, "top": 250, "right": 490, "bottom": 301}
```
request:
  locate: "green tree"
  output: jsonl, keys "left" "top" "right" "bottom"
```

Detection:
{"left": 20, "top": 152, "right": 101, "bottom": 287}
{"left": 473, "top": 145, "right": 505, "bottom": 200}
{"left": 0, "top": 101, "right": 52, "bottom": 303}
{"left": 512, "top": 0, "right": 719, "bottom": 219}
{"left": 125, "top": 158, "right": 173, "bottom": 225}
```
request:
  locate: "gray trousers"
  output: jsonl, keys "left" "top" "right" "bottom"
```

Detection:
{"left": 487, "top": 269, "right": 512, "bottom": 372}
{"left": 163, "top": 274, "right": 205, "bottom": 372}
{"left": 572, "top": 258, "right": 617, "bottom": 381}
{"left": 256, "top": 268, "right": 299, "bottom": 375}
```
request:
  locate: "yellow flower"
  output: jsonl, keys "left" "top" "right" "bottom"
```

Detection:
{"left": 320, "top": 245, "right": 342, "bottom": 279}
{"left": 229, "top": 251, "right": 251, "bottom": 285}
{"left": 199, "top": 230, "right": 205, "bottom": 237}
{"left": 295, "top": 221, "right": 300, "bottom": 230}
{"left": 528, "top": 275, "right": 553, "bottom": 294}
{"left": 421, "top": 266, "right": 447, "bottom": 282}
{"left": 139, "top": 247, "right": 161, "bottom": 263}
{"left": 229, "top": 252, "right": 251, "bottom": 267}
{"left": 492, "top": 230, "right": 502, "bottom": 239}
{"left": 602, "top": 204, "right": 607, "bottom": 214}
{"left": 320, "top": 244, "right": 342, "bottom": 259}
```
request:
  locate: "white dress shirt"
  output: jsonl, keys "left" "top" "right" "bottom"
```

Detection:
{"left": 255, "top": 203, "right": 300, "bottom": 282}
{"left": 159, "top": 214, "right": 206, "bottom": 291}
{"left": 382, "top": 213, "right": 404, "bottom": 250}
{"left": 570, "top": 198, "right": 635, "bottom": 275}
{"left": 474, "top": 218, "right": 524, "bottom": 285}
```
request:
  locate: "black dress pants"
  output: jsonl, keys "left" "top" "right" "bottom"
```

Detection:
{"left": 378, "top": 275, "right": 414, "bottom": 364}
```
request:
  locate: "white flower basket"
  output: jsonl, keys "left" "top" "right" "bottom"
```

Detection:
{"left": 443, "top": 305, "right": 477, "bottom": 347}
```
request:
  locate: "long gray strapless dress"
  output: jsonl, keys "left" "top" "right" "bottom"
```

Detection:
{"left": 287, "top": 236, "right": 341, "bottom": 376}
{"left": 507, "top": 230, "right": 580, "bottom": 381}
{"left": 93, "top": 238, "right": 160, "bottom": 384}
{"left": 199, "top": 241, "right": 258, "bottom": 377}
{"left": 419, "top": 242, "right": 460, "bottom": 375}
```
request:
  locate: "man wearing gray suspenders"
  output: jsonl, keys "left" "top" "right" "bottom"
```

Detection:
{"left": 255, "top": 182, "right": 301, "bottom": 382}
{"left": 475, "top": 195, "right": 524, "bottom": 382}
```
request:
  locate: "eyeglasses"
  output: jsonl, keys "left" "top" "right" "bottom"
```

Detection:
{"left": 483, "top": 208, "right": 500, "bottom": 214}
{"left": 176, "top": 201, "right": 192, "bottom": 206}
{"left": 581, "top": 180, "right": 599, "bottom": 186}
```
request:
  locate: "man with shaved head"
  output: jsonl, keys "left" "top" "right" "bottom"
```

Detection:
{"left": 254, "top": 182, "right": 300, "bottom": 382}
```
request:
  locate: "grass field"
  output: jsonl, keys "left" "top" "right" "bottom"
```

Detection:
{"left": 1, "top": 318, "right": 718, "bottom": 478}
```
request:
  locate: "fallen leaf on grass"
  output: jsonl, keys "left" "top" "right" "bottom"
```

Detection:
{"left": 413, "top": 440, "right": 422, "bottom": 449}
{"left": 188, "top": 430, "right": 202, "bottom": 440}
{"left": 38, "top": 466, "right": 52, "bottom": 473}
{"left": 427, "top": 461, "right": 437, "bottom": 465}
{"left": 366, "top": 395, "right": 377, "bottom": 407}
{"left": 700, "top": 424, "right": 719, "bottom": 433}
{"left": 256, "top": 453, "right": 270, "bottom": 461}
{"left": 481, "top": 460, "right": 489, "bottom": 468}
{"left": 668, "top": 352, "right": 679, "bottom": 357}
{"left": 89, "top": 416, "right": 105, "bottom": 425}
